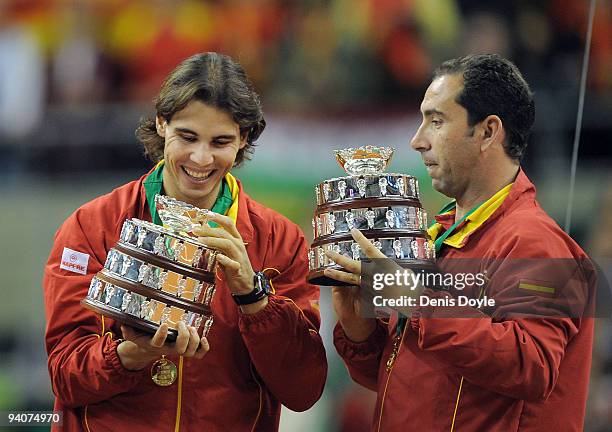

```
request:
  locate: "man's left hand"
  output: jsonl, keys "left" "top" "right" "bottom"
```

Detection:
{"left": 193, "top": 213, "right": 255, "bottom": 296}
{"left": 323, "top": 228, "right": 388, "bottom": 284}
{"left": 325, "top": 229, "right": 424, "bottom": 317}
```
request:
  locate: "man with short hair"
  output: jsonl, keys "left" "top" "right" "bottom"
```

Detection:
{"left": 44, "top": 52, "right": 327, "bottom": 431}
{"left": 327, "top": 54, "right": 594, "bottom": 431}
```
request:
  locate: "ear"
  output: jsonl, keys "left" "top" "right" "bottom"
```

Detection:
{"left": 479, "top": 115, "right": 504, "bottom": 152}
{"left": 155, "top": 116, "right": 167, "bottom": 138}
{"left": 238, "top": 130, "right": 248, "bottom": 150}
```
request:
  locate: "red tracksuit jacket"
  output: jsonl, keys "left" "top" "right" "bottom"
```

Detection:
{"left": 335, "top": 170, "right": 595, "bottom": 431}
{"left": 44, "top": 173, "right": 327, "bottom": 431}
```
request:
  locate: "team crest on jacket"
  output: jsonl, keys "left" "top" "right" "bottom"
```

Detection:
{"left": 60, "top": 247, "right": 89, "bottom": 275}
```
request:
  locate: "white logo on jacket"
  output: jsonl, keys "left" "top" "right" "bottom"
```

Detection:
{"left": 60, "top": 247, "right": 89, "bottom": 275}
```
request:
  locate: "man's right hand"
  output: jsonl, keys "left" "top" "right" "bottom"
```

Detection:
{"left": 331, "top": 285, "right": 377, "bottom": 342}
{"left": 324, "top": 238, "right": 377, "bottom": 342}
{"left": 117, "top": 321, "right": 209, "bottom": 371}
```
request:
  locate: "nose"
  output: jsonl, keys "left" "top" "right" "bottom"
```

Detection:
{"left": 190, "top": 142, "right": 214, "bottom": 166}
{"left": 410, "top": 123, "right": 429, "bottom": 153}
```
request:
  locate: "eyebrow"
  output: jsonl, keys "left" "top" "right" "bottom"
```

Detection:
{"left": 175, "top": 127, "right": 236, "bottom": 139}
{"left": 175, "top": 127, "right": 197, "bottom": 135}
{"left": 422, "top": 108, "right": 445, "bottom": 117}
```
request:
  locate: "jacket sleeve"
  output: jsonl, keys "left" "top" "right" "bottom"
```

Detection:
{"left": 237, "top": 223, "right": 328, "bottom": 412}
{"left": 44, "top": 209, "right": 147, "bottom": 408}
{"left": 409, "top": 236, "right": 595, "bottom": 402}
{"left": 333, "top": 320, "right": 389, "bottom": 391}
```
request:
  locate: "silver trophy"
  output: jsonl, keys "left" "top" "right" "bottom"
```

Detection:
{"left": 155, "top": 195, "right": 213, "bottom": 233}
{"left": 82, "top": 194, "right": 217, "bottom": 340}
{"left": 308, "top": 146, "right": 435, "bottom": 286}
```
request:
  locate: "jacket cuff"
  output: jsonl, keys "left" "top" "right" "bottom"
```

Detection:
{"left": 238, "top": 295, "right": 294, "bottom": 330}
{"left": 103, "top": 337, "right": 149, "bottom": 379}
{"left": 333, "top": 319, "right": 388, "bottom": 360}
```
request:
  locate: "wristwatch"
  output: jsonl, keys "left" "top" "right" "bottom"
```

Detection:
{"left": 231, "top": 271, "right": 272, "bottom": 305}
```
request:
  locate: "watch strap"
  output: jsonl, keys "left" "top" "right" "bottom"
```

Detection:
{"left": 232, "top": 271, "right": 271, "bottom": 305}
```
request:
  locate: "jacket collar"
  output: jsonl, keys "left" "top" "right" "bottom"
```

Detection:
{"left": 495, "top": 167, "right": 536, "bottom": 216}
{"left": 234, "top": 178, "right": 255, "bottom": 244}
{"left": 429, "top": 167, "right": 536, "bottom": 249}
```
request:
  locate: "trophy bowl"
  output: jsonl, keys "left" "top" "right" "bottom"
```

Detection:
{"left": 82, "top": 195, "right": 217, "bottom": 341}
{"left": 308, "top": 146, "right": 436, "bottom": 286}
{"left": 155, "top": 194, "right": 212, "bottom": 233}
{"left": 335, "top": 145, "right": 394, "bottom": 176}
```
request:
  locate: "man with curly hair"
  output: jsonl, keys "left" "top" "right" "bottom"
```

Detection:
{"left": 43, "top": 52, "right": 327, "bottom": 431}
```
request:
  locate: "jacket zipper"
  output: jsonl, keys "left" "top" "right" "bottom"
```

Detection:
{"left": 377, "top": 326, "right": 407, "bottom": 431}
{"left": 385, "top": 332, "right": 402, "bottom": 372}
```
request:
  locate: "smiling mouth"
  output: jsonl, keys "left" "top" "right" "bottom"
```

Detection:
{"left": 182, "top": 166, "right": 215, "bottom": 181}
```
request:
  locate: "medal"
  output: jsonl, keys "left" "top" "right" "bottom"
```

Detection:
{"left": 151, "top": 356, "right": 177, "bottom": 386}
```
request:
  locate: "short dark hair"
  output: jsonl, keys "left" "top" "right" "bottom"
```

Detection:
{"left": 433, "top": 54, "right": 535, "bottom": 160}
{"left": 136, "top": 52, "right": 266, "bottom": 166}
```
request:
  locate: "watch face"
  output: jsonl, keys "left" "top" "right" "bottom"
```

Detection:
{"left": 257, "top": 272, "right": 272, "bottom": 295}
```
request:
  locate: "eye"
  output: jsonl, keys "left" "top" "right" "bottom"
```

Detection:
{"left": 213, "top": 139, "right": 233, "bottom": 146}
{"left": 180, "top": 135, "right": 197, "bottom": 143}
{"left": 431, "top": 118, "right": 443, "bottom": 127}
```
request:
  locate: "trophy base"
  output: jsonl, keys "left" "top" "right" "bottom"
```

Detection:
{"left": 308, "top": 260, "right": 438, "bottom": 287}
{"left": 81, "top": 299, "right": 178, "bottom": 341}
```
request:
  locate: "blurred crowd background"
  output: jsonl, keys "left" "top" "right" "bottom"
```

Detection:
{"left": 0, "top": 0, "right": 611, "bottom": 431}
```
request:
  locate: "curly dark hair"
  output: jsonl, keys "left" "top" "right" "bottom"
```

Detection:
{"left": 135, "top": 52, "right": 266, "bottom": 166}
{"left": 433, "top": 54, "right": 535, "bottom": 160}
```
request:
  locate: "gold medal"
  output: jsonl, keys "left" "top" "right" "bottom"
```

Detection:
{"left": 151, "top": 356, "right": 177, "bottom": 386}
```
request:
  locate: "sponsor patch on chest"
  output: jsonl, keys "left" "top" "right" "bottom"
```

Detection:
{"left": 60, "top": 247, "right": 90, "bottom": 275}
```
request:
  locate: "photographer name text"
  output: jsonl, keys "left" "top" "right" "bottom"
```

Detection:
{"left": 373, "top": 295, "right": 495, "bottom": 308}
